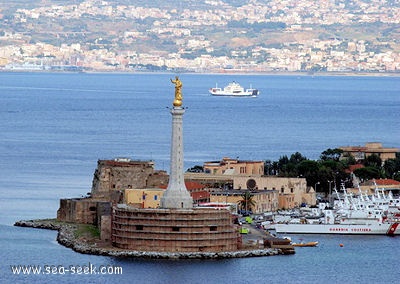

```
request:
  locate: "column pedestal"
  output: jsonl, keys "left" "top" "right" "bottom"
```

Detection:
{"left": 160, "top": 107, "right": 193, "bottom": 209}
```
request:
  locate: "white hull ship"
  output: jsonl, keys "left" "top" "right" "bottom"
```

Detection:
{"left": 209, "top": 81, "right": 259, "bottom": 97}
{"left": 274, "top": 184, "right": 400, "bottom": 236}
{"left": 275, "top": 222, "right": 400, "bottom": 235}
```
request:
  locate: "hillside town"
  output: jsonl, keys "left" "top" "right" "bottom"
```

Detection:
{"left": 0, "top": 0, "right": 399, "bottom": 73}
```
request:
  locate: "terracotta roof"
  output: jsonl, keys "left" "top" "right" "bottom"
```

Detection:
{"left": 100, "top": 159, "right": 153, "bottom": 167}
{"left": 191, "top": 191, "right": 210, "bottom": 200}
{"left": 345, "top": 164, "right": 364, "bottom": 173}
{"left": 158, "top": 181, "right": 206, "bottom": 191}
{"left": 185, "top": 181, "right": 206, "bottom": 190}
{"left": 374, "top": 179, "right": 400, "bottom": 186}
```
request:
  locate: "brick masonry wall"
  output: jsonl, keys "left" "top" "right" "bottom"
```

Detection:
{"left": 112, "top": 207, "right": 239, "bottom": 252}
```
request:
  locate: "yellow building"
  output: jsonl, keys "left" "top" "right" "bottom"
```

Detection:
{"left": 233, "top": 176, "right": 315, "bottom": 208}
{"left": 0, "top": 58, "right": 8, "bottom": 66}
{"left": 124, "top": 188, "right": 164, "bottom": 208}
{"left": 210, "top": 190, "right": 279, "bottom": 214}
{"left": 186, "top": 171, "right": 316, "bottom": 210}
{"left": 340, "top": 142, "right": 399, "bottom": 163}
{"left": 204, "top": 157, "right": 264, "bottom": 175}
{"left": 278, "top": 194, "right": 296, "bottom": 210}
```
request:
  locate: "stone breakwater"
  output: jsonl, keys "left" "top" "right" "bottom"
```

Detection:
{"left": 14, "top": 219, "right": 288, "bottom": 259}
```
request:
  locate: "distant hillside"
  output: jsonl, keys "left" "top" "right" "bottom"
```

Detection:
{"left": 0, "top": 0, "right": 398, "bottom": 72}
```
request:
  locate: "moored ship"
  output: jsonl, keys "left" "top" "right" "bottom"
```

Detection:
{"left": 275, "top": 218, "right": 400, "bottom": 235}
{"left": 274, "top": 186, "right": 400, "bottom": 236}
{"left": 209, "top": 81, "right": 259, "bottom": 97}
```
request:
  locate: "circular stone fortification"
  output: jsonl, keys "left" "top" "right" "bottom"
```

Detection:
{"left": 112, "top": 206, "right": 239, "bottom": 252}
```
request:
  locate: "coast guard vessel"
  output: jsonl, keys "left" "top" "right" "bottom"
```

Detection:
{"left": 274, "top": 208, "right": 400, "bottom": 235}
{"left": 274, "top": 185, "right": 400, "bottom": 236}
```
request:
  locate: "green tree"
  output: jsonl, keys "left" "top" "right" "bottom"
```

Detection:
{"left": 320, "top": 148, "right": 343, "bottom": 161}
{"left": 383, "top": 153, "right": 400, "bottom": 180}
{"left": 186, "top": 165, "right": 204, "bottom": 173}
{"left": 354, "top": 167, "right": 381, "bottom": 181}
{"left": 365, "top": 154, "right": 382, "bottom": 168}
{"left": 269, "top": 150, "right": 351, "bottom": 193}
{"left": 264, "top": 159, "right": 272, "bottom": 175}
{"left": 237, "top": 191, "right": 256, "bottom": 213}
{"left": 277, "top": 153, "right": 307, "bottom": 177}
{"left": 383, "top": 159, "right": 396, "bottom": 178}
{"left": 297, "top": 160, "right": 320, "bottom": 188}
{"left": 341, "top": 155, "right": 356, "bottom": 168}
{"left": 290, "top": 152, "right": 307, "bottom": 164}
{"left": 277, "top": 155, "right": 289, "bottom": 175}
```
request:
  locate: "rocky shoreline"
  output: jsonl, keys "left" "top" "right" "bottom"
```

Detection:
{"left": 14, "top": 219, "right": 288, "bottom": 259}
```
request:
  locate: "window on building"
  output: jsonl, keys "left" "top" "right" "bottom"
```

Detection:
{"left": 210, "top": 226, "right": 217, "bottom": 231}
{"left": 290, "top": 188, "right": 294, "bottom": 193}
{"left": 246, "top": 179, "right": 256, "bottom": 190}
{"left": 136, "top": 225, "right": 143, "bottom": 230}
{"left": 172, "top": 227, "right": 180, "bottom": 232}
{"left": 154, "top": 195, "right": 158, "bottom": 200}
{"left": 281, "top": 187, "right": 284, "bottom": 193}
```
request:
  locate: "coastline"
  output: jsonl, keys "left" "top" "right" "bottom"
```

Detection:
{"left": 1, "top": 69, "right": 399, "bottom": 77}
{"left": 14, "top": 219, "right": 290, "bottom": 259}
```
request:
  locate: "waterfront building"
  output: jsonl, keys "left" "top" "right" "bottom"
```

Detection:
{"left": 339, "top": 142, "right": 399, "bottom": 163}
{"left": 210, "top": 190, "right": 279, "bottom": 213}
{"left": 187, "top": 172, "right": 316, "bottom": 210}
{"left": 234, "top": 176, "right": 316, "bottom": 208}
{"left": 204, "top": 157, "right": 264, "bottom": 175}
{"left": 359, "top": 179, "right": 400, "bottom": 195}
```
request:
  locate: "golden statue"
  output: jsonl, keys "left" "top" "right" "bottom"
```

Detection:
{"left": 171, "top": 76, "right": 183, "bottom": 107}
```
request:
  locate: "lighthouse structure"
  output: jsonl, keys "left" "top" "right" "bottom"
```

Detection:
{"left": 111, "top": 78, "right": 238, "bottom": 253}
{"left": 160, "top": 76, "right": 193, "bottom": 209}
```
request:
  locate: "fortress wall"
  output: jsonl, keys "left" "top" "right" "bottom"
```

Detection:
{"left": 112, "top": 207, "right": 239, "bottom": 252}
{"left": 57, "top": 199, "right": 111, "bottom": 225}
{"left": 57, "top": 198, "right": 98, "bottom": 224}
{"left": 91, "top": 160, "right": 157, "bottom": 199}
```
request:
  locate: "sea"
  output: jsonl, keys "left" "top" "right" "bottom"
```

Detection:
{"left": 0, "top": 72, "right": 399, "bottom": 284}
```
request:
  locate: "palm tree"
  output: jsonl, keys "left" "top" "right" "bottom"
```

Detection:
{"left": 237, "top": 191, "right": 256, "bottom": 214}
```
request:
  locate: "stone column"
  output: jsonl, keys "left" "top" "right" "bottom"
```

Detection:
{"left": 160, "top": 107, "right": 193, "bottom": 209}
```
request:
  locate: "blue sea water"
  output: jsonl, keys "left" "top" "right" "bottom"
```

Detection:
{"left": 0, "top": 72, "right": 399, "bottom": 283}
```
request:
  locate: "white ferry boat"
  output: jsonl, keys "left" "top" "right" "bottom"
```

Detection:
{"left": 209, "top": 81, "right": 259, "bottom": 97}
